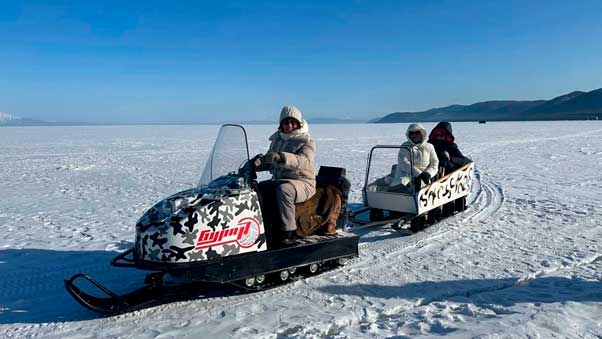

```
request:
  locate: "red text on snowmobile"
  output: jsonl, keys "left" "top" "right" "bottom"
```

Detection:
{"left": 195, "top": 217, "right": 261, "bottom": 249}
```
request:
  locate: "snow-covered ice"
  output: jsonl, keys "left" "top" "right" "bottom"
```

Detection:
{"left": 1, "top": 121, "right": 602, "bottom": 338}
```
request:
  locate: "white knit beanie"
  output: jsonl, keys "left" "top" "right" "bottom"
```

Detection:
{"left": 279, "top": 105, "right": 303, "bottom": 124}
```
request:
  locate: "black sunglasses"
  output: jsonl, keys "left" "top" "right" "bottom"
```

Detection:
{"left": 281, "top": 118, "right": 299, "bottom": 126}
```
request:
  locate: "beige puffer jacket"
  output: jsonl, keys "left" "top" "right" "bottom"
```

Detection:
{"left": 391, "top": 123, "right": 439, "bottom": 186}
{"left": 265, "top": 120, "right": 317, "bottom": 203}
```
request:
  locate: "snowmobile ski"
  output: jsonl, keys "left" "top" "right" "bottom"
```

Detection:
{"left": 64, "top": 272, "right": 211, "bottom": 314}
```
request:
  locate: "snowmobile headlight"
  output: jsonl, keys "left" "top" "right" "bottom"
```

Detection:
{"left": 160, "top": 200, "right": 174, "bottom": 214}
{"left": 172, "top": 198, "right": 186, "bottom": 211}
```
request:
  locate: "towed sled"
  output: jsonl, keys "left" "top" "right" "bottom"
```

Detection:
{"left": 348, "top": 145, "right": 474, "bottom": 232}
{"left": 65, "top": 124, "right": 358, "bottom": 314}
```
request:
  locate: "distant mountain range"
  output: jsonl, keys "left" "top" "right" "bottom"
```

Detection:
{"left": 0, "top": 113, "right": 56, "bottom": 126}
{"left": 375, "top": 88, "right": 602, "bottom": 123}
{"left": 3, "top": 88, "right": 601, "bottom": 126}
{"left": 307, "top": 117, "right": 365, "bottom": 124}
{"left": 0, "top": 113, "right": 366, "bottom": 126}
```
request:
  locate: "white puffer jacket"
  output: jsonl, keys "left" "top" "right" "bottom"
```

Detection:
{"left": 391, "top": 123, "right": 439, "bottom": 186}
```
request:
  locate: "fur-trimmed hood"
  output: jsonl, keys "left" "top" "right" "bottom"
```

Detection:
{"left": 405, "top": 123, "right": 427, "bottom": 145}
{"left": 428, "top": 121, "right": 455, "bottom": 143}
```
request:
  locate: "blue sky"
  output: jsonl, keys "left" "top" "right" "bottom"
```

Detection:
{"left": 1, "top": 1, "right": 601, "bottom": 124}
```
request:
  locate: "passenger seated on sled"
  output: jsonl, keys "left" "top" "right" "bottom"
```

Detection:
{"left": 253, "top": 105, "right": 317, "bottom": 245}
{"left": 389, "top": 123, "right": 439, "bottom": 191}
{"left": 428, "top": 122, "right": 471, "bottom": 175}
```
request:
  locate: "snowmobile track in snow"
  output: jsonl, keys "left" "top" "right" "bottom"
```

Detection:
{"left": 415, "top": 252, "right": 602, "bottom": 308}
{"left": 463, "top": 167, "right": 505, "bottom": 223}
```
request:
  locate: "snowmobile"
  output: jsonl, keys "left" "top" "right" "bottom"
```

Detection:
{"left": 65, "top": 124, "right": 359, "bottom": 314}
{"left": 347, "top": 145, "right": 474, "bottom": 232}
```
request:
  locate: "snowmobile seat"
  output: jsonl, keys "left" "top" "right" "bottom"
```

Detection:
{"left": 317, "top": 166, "right": 346, "bottom": 183}
{"left": 316, "top": 166, "right": 350, "bottom": 201}
{"left": 390, "top": 164, "right": 397, "bottom": 176}
{"left": 257, "top": 166, "right": 348, "bottom": 244}
{"left": 295, "top": 166, "right": 348, "bottom": 237}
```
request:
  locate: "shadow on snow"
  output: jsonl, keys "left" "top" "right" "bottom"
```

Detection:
{"left": 0, "top": 246, "right": 260, "bottom": 325}
{"left": 0, "top": 247, "right": 145, "bottom": 324}
{"left": 3, "top": 247, "right": 600, "bottom": 325}
{"left": 318, "top": 276, "right": 602, "bottom": 309}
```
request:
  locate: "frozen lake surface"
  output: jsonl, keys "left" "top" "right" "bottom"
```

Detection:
{"left": 1, "top": 121, "right": 602, "bottom": 338}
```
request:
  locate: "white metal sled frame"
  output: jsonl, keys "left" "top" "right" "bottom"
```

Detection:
{"left": 363, "top": 145, "right": 418, "bottom": 214}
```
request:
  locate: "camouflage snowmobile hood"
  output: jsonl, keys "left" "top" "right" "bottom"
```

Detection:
{"left": 135, "top": 185, "right": 267, "bottom": 264}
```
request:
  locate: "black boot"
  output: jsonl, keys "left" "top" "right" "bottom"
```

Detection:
{"left": 281, "top": 230, "right": 297, "bottom": 246}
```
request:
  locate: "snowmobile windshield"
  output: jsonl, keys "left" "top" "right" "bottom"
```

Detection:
{"left": 365, "top": 146, "right": 414, "bottom": 195}
{"left": 198, "top": 124, "right": 250, "bottom": 187}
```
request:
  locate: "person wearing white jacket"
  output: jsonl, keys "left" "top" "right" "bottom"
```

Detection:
{"left": 390, "top": 123, "right": 439, "bottom": 190}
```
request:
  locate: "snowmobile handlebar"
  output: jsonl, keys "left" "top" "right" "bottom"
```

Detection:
{"left": 238, "top": 158, "right": 258, "bottom": 185}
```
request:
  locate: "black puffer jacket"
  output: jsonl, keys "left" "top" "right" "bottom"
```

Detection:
{"left": 428, "top": 122, "right": 471, "bottom": 172}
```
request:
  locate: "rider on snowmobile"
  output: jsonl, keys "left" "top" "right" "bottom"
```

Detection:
{"left": 253, "top": 105, "right": 317, "bottom": 245}
{"left": 389, "top": 123, "right": 439, "bottom": 190}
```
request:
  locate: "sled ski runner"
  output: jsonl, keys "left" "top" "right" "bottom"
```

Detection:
{"left": 65, "top": 124, "right": 359, "bottom": 314}
{"left": 345, "top": 208, "right": 410, "bottom": 232}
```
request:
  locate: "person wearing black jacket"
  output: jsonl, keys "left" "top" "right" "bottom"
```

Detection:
{"left": 428, "top": 122, "right": 471, "bottom": 174}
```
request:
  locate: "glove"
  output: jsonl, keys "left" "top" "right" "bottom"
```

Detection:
{"left": 264, "top": 152, "right": 283, "bottom": 165}
{"left": 441, "top": 151, "right": 450, "bottom": 161}
{"left": 417, "top": 172, "right": 431, "bottom": 184}
{"left": 252, "top": 154, "right": 264, "bottom": 169}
